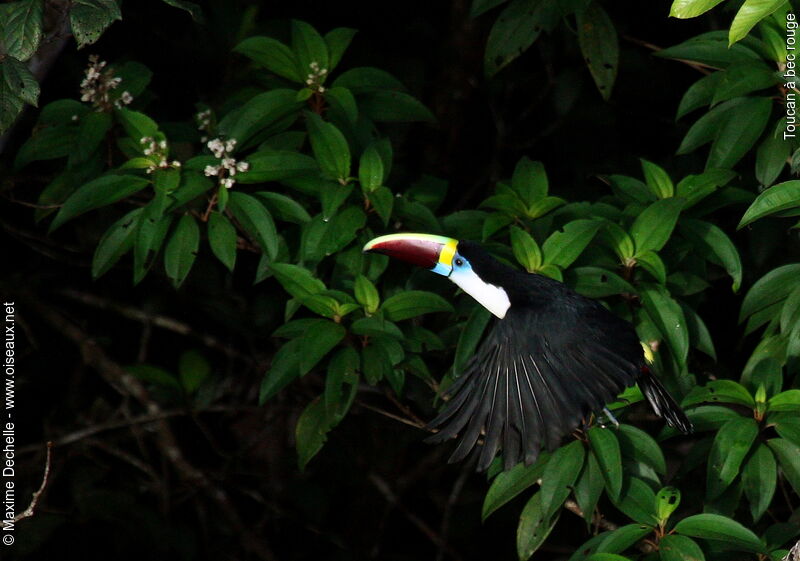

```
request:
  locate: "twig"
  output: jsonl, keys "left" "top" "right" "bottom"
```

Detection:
{"left": 435, "top": 459, "right": 473, "bottom": 561}
{"left": 563, "top": 499, "right": 618, "bottom": 532}
{"left": 25, "top": 296, "right": 277, "bottom": 561}
{"left": 384, "top": 389, "right": 428, "bottom": 428}
{"left": 622, "top": 34, "right": 713, "bottom": 76}
{"left": 358, "top": 400, "right": 430, "bottom": 430}
{"left": 58, "top": 289, "right": 249, "bottom": 361}
{"left": 14, "top": 442, "right": 53, "bottom": 522}
{"left": 367, "top": 473, "right": 463, "bottom": 561}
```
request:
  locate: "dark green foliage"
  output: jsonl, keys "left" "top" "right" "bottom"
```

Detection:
{"left": 5, "top": 1, "right": 800, "bottom": 560}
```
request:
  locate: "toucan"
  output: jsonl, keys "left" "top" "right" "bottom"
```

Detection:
{"left": 363, "top": 233, "right": 693, "bottom": 471}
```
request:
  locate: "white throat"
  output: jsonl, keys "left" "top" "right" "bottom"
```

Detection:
{"left": 449, "top": 268, "right": 511, "bottom": 319}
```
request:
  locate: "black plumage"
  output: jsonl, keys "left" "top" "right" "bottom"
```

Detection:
{"left": 426, "top": 241, "right": 692, "bottom": 472}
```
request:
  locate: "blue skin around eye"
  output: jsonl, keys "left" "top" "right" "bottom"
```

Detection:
{"left": 431, "top": 253, "right": 470, "bottom": 277}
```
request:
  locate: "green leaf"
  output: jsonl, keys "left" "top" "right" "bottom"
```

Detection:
{"left": 670, "top": 0, "right": 726, "bottom": 19}
{"left": 739, "top": 264, "right": 800, "bottom": 322}
{"left": 219, "top": 89, "right": 301, "bottom": 147}
{"left": 682, "top": 380, "right": 755, "bottom": 408}
{"left": 361, "top": 341, "right": 392, "bottom": 384}
{"left": 484, "top": 0, "right": 559, "bottom": 77}
{"left": 50, "top": 175, "right": 150, "bottom": 231}
{"left": 639, "top": 285, "right": 689, "bottom": 364}
{"left": 256, "top": 191, "right": 312, "bottom": 224}
{"left": 517, "top": 492, "right": 560, "bottom": 561}
{"left": 510, "top": 226, "right": 543, "bottom": 272}
{"left": 178, "top": 350, "right": 210, "bottom": 394}
{"left": 706, "top": 417, "right": 759, "bottom": 500}
{"left": 299, "top": 321, "right": 346, "bottom": 375}
{"left": 237, "top": 150, "right": 318, "bottom": 183}
{"left": 14, "top": 124, "right": 75, "bottom": 169}
{"left": 511, "top": 157, "right": 548, "bottom": 205}
{"left": 675, "top": 168, "right": 736, "bottom": 209}
{"left": 369, "top": 186, "right": 394, "bottom": 226}
{"left": 569, "top": 267, "right": 635, "bottom": 298}
{"left": 381, "top": 291, "right": 454, "bottom": 321}
{"left": 574, "top": 452, "right": 604, "bottom": 525}
{"left": 453, "top": 306, "right": 492, "bottom": 376}
{"left": 116, "top": 108, "right": 158, "bottom": 142}
{"left": 680, "top": 219, "right": 742, "bottom": 291}
{"left": 296, "top": 397, "right": 331, "bottom": 471}
{"left": 655, "top": 486, "right": 681, "bottom": 524}
{"left": 635, "top": 251, "right": 666, "bottom": 284}
{"left": 630, "top": 198, "right": 683, "bottom": 255}
{"left": 233, "top": 36, "right": 302, "bottom": 82}
{"left": 354, "top": 275, "right": 380, "bottom": 314}
{"left": 358, "top": 145, "right": 384, "bottom": 192}
{"left": 207, "top": 212, "right": 237, "bottom": 271}
{"left": 324, "top": 27, "right": 357, "bottom": 72}
{"left": 350, "top": 317, "right": 403, "bottom": 339}
{"left": 70, "top": 0, "right": 122, "bottom": 47}
{"left": 326, "top": 86, "right": 358, "bottom": 125}
{"left": 610, "top": 476, "right": 658, "bottom": 525}
{"left": 539, "top": 441, "right": 584, "bottom": 520}
{"left": 600, "top": 221, "right": 635, "bottom": 261}
{"left": 707, "top": 96, "right": 772, "bottom": 169}
{"left": 673, "top": 513, "right": 766, "bottom": 553}
{"left": 676, "top": 73, "right": 722, "bottom": 119}
{"left": 164, "top": 214, "right": 200, "bottom": 288}
{"left": 542, "top": 219, "right": 603, "bottom": 269}
{"left": 742, "top": 443, "right": 777, "bottom": 522}
{"left": 618, "top": 424, "right": 666, "bottom": 475}
{"left": 588, "top": 427, "right": 622, "bottom": 500}
{"left": 91, "top": 208, "right": 142, "bottom": 278}
{"left": 332, "top": 66, "right": 406, "bottom": 93}
{"left": 768, "top": 438, "right": 800, "bottom": 495}
{"left": 739, "top": 180, "right": 800, "bottom": 228}
{"left": 306, "top": 111, "right": 350, "bottom": 182}
{"left": 133, "top": 204, "right": 172, "bottom": 284}
{"left": 659, "top": 534, "right": 706, "bottom": 561}
{"left": 640, "top": 159, "right": 674, "bottom": 199}
{"left": 711, "top": 62, "right": 777, "bottom": 104}
{"left": 271, "top": 263, "right": 326, "bottom": 300}
{"left": 658, "top": 33, "right": 762, "bottom": 68}
{"left": 161, "top": 0, "right": 203, "bottom": 21}
{"left": 680, "top": 303, "right": 716, "bottom": 360}
{"left": 756, "top": 122, "right": 790, "bottom": 187}
{"left": 73, "top": 110, "right": 112, "bottom": 164}
{"left": 730, "top": 0, "right": 787, "bottom": 45}
{"left": 577, "top": 2, "right": 619, "bottom": 100}
{"left": 482, "top": 453, "right": 550, "bottom": 521}
{"left": 3, "top": 0, "right": 43, "bottom": 61}
{"left": 769, "top": 389, "right": 800, "bottom": 412}
{"left": 260, "top": 339, "right": 303, "bottom": 403}
{"left": 325, "top": 347, "right": 359, "bottom": 424}
{"left": 228, "top": 191, "right": 278, "bottom": 259}
{"left": 292, "top": 20, "right": 329, "bottom": 77}
{"left": 594, "top": 523, "right": 652, "bottom": 554}
{"left": 359, "top": 91, "right": 436, "bottom": 123}
{"left": 677, "top": 97, "right": 749, "bottom": 155}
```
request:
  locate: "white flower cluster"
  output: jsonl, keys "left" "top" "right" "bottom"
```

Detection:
{"left": 140, "top": 136, "right": 181, "bottom": 174}
{"left": 80, "top": 55, "right": 133, "bottom": 111}
{"left": 195, "top": 108, "right": 212, "bottom": 142}
{"left": 305, "top": 61, "right": 328, "bottom": 93}
{"left": 203, "top": 138, "right": 249, "bottom": 189}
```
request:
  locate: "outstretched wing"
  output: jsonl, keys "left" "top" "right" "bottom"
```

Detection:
{"left": 426, "top": 302, "right": 642, "bottom": 471}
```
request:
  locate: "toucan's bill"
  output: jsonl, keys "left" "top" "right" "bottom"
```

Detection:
{"left": 364, "top": 233, "right": 693, "bottom": 471}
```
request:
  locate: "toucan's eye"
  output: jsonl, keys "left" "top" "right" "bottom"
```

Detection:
{"left": 454, "top": 258, "right": 464, "bottom": 267}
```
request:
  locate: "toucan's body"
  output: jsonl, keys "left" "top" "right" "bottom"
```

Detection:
{"left": 364, "top": 234, "right": 692, "bottom": 471}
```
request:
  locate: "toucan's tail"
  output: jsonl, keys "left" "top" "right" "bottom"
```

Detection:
{"left": 638, "top": 367, "right": 693, "bottom": 434}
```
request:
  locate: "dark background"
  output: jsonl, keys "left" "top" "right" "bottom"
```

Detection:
{"left": 1, "top": 1, "right": 778, "bottom": 559}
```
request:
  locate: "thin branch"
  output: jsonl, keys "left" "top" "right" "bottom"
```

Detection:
{"left": 58, "top": 289, "right": 250, "bottom": 361}
{"left": 25, "top": 296, "right": 277, "bottom": 561}
{"left": 435, "top": 459, "right": 473, "bottom": 561}
{"left": 367, "top": 473, "right": 463, "bottom": 561}
{"left": 622, "top": 34, "right": 713, "bottom": 75}
{"left": 357, "top": 400, "right": 429, "bottom": 430}
{"left": 14, "top": 442, "right": 53, "bottom": 522}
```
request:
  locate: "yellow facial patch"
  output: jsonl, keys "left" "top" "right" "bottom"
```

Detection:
{"left": 438, "top": 238, "right": 458, "bottom": 268}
